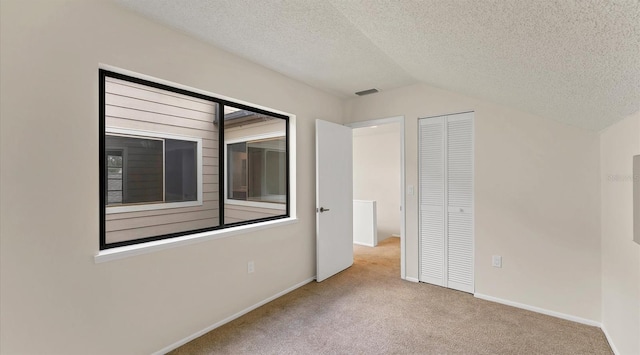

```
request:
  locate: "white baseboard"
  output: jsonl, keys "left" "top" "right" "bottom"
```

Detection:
{"left": 153, "top": 277, "right": 315, "bottom": 355}
{"left": 473, "top": 293, "right": 601, "bottom": 327}
{"left": 404, "top": 276, "right": 419, "bottom": 283}
{"left": 353, "top": 241, "right": 375, "bottom": 247}
{"left": 600, "top": 324, "right": 620, "bottom": 355}
{"left": 391, "top": 234, "right": 401, "bottom": 237}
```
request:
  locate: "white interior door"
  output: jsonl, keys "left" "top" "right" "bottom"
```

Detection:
{"left": 316, "top": 119, "right": 353, "bottom": 282}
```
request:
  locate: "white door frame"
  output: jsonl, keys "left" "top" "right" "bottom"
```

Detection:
{"left": 347, "top": 116, "right": 407, "bottom": 280}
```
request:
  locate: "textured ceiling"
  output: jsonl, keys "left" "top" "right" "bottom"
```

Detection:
{"left": 115, "top": 0, "right": 640, "bottom": 131}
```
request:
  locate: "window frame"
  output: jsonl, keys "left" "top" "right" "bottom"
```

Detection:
{"left": 224, "top": 132, "right": 287, "bottom": 211}
{"left": 105, "top": 127, "right": 204, "bottom": 214}
{"left": 99, "top": 69, "right": 291, "bottom": 251}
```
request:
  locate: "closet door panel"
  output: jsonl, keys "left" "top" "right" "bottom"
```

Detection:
{"left": 447, "top": 114, "right": 473, "bottom": 208}
{"left": 419, "top": 117, "right": 445, "bottom": 285}
{"left": 421, "top": 208, "right": 444, "bottom": 285}
{"left": 420, "top": 118, "right": 445, "bottom": 207}
{"left": 446, "top": 114, "right": 474, "bottom": 293}
{"left": 447, "top": 211, "right": 473, "bottom": 292}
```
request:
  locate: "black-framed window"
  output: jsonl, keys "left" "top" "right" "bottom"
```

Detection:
{"left": 100, "top": 69, "right": 290, "bottom": 250}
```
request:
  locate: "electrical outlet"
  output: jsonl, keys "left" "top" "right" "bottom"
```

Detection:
{"left": 492, "top": 255, "right": 502, "bottom": 268}
{"left": 248, "top": 261, "right": 255, "bottom": 273}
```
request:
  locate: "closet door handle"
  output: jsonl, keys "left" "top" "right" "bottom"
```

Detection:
{"left": 319, "top": 207, "right": 330, "bottom": 213}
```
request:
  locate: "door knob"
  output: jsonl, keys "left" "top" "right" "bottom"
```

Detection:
{"left": 319, "top": 207, "right": 330, "bottom": 213}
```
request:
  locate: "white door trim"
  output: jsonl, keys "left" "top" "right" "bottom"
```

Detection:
{"left": 347, "top": 116, "right": 407, "bottom": 280}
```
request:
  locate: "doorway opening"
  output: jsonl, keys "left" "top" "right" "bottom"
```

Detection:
{"left": 348, "top": 117, "right": 406, "bottom": 279}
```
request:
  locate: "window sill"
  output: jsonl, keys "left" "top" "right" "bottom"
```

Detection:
{"left": 94, "top": 217, "right": 298, "bottom": 263}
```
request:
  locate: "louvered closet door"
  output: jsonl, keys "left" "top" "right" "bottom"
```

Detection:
{"left": 418, "top": 117, "right": 445, "bottom": 286}
{"left": 446, "top": 113, "right": 474, "bottom": 293}
{"left": 419, "top": 113, "right": 474, "bottom": 293}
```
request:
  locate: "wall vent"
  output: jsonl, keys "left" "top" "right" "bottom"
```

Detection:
{"left": 355, "top": 88, "right": 379, "bottom": 96}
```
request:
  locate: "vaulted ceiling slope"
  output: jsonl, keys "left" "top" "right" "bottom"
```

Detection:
{"left": 115, "top": 0, "right": 639, "bottom": 131}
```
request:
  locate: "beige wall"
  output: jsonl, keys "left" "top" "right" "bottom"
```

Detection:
{"left": 0, "top": 0, "right": 342, "bottom": 354}
{"left": 353, "top": 123, "right": 402, "bottom": 240}
{"left": 344, "top": 83, "right": 602, "bottom": 322}
{"left": 600, "top": 112, "right": 640, "bottom": 355}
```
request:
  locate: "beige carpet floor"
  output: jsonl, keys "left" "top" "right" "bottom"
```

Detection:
{"left": 170, "top": 237, "right": 612, "bottom": 354}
